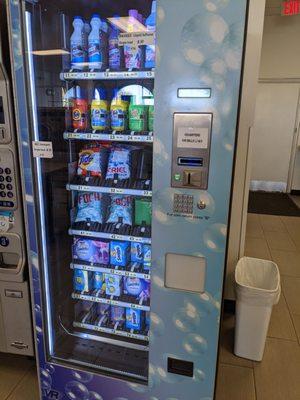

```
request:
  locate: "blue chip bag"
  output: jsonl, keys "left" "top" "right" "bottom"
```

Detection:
{"left": 110, "top": 241, "right": 130, "bottom": 267}
{"left": 73, "top": 269, "right": 93, "bottom": 293}
{"left": 131, "top": 242, "right": 144, "bottom": 263}
{"left": 105, "top": 274, "right": 123, "bottom": 297}
{"left": 75, "top": 192, "right": 104, "bottom": 224}
{"left": 126, "top": 308, "right": 142, "bottom": 331}
{"left": 106, "top": 195, "right": 133, "bottom": 226}
{"left": 93, "top": 272, "right": 105, "bottom": 290}
{"left": 105, "top": 146, "right": 133, "bottom": 180}
{"left": 110, "top": 306, "right": 125, "bottom": 323}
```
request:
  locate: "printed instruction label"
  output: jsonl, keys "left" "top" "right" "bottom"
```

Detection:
{"left": 0, "top": 215, "right": 9, "bottom": 232}
{"left": 177, "top": 127, "right": 209, "bottom": 149}
{"left": 119, "top": 32, "right": 155, "bottom": 50}
{"left": 32, "top": 141, "right": 53, "bottom": 159}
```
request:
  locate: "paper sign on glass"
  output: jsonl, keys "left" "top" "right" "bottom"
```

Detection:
{"left": 32, "top": 141, "right": 53, "bottom": 159}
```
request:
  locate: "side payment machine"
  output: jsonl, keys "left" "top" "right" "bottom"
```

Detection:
{"left": 0, "top": 23, "right": 33, "bottom": 356}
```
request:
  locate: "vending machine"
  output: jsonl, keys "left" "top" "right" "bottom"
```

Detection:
{"left": 0, "top": 2, "right": 34, "bottom": 356}
{"left": 8, "top": 0, "right": 254, "bottom": 398}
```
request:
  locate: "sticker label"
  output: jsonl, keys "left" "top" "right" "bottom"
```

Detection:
{"left": 119, "top": 32, "right": 155, "bottom": 51}
{"left": 0, "top": 215, "right": 9, "bottom": 232}
{"left": 32, "top": 141, "right": 53, "bottom": 159}
{"left": 177, "top": 127, "right": 209, "bottom": 149}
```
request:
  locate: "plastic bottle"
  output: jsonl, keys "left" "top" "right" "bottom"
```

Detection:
{"left": 129, "top": 96, "right": 148, "bottom": 132}
{"left": 88, "top": 14, "right": 102, "bottom": 71}
{"left": 91, "top": 87, "right": 109, "bottom": 131}
{"left": 82, "top": 22, "right": 91, "bottom": 70}
{"left": 148, "top": 105, "right": 154, "bottom": 131}
{"left": 109, "top": 15, "right": 122, "bottom": 71}
{"left": 72, "top": 85, "right": 88, "bottom": 131}
{"left": 70, "top": 16, "right": 85, "bottom": 70}
{"left": 100, "top": 20, "right": 109, "bottom": 70}
{"left": 145, "top": 1, "right": 157, "bottom": 69}
{"left": 124, "top": 9, "right": 143, "bottom": 70}
{"left": 110, "top": 89, "right": 127, "bottom": 131}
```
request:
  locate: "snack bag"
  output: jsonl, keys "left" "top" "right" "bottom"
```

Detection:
{"left": 105, "top": 145, "right": 134, "bottom": 180}
{"left": 110, "top": 241, "right": 130, "bottom": 267}
{"left": 75, "top": 192, "right": 104, "bottom": 224}
{"left": 131, "top": 242, "right": 144, "bottom": 263}
{"left": 77, "top": 145, "right": 107, "bottom": 177}
{"left": 126, "top": 308, "right": 142, "bottom": 331}
{"left": 105, "top": 274, "right": 122, "bottom": 297}
{"left": 143, "top": 245, "right": 151, "bottom": 271}
{"left": 73, "top": 238, "right": 109, "bottom": 265}
{"left": 110, "top": 306, "right": 125, "bottom": 323}
{"left": 106, "top": 195, "right": 133, "bottom": 226}
{"left": 93, "top": 272, "right": 105, "bottom": 290}
{"left": 73, "top": 269, "right": 93, "bottom": 292}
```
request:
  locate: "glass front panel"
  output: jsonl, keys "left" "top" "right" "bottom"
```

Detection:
{"left": 24, "top": 0, "right": 155, "bottom": 383}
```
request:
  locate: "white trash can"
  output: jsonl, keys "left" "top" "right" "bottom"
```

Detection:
{"left": 234, "top": 256, "right": 281, "bottom": 362}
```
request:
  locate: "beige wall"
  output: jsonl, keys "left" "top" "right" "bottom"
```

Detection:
{"left": 260, "top": 14, "right": 300, "bottom": 80}
{"left": 250, "top": 12, "right": 300, "bottom": 192}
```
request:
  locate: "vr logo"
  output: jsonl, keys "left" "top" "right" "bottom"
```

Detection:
{"left": 42, "top": 388, "right": 62, "bottom": 399}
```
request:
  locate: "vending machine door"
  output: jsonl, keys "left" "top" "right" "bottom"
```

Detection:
{"left": 8, "top": 0, "right": 248, "bottom": 398}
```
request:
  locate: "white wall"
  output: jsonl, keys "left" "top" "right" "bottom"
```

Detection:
{"left": 251, "top": 13, "right": 300, "bottom": 191}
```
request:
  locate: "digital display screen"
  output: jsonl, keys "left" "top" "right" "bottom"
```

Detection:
{"left": 177, "top": 88, "right": 211, "bottom": 98}
{"left": 0, "top": 97, "right": 5, "bottom": 124}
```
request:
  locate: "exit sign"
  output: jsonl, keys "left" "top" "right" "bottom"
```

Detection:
{"left": 282, "top": 0, "right": 300, "bottom": 15}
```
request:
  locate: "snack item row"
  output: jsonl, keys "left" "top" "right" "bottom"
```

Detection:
{"left": 77, "top": 144, "right": 135, "bottom": 181}
{"left": 78, "top": 302, "right": 150, "bottom": 332}
{"left": 71, "top": 86, "right": 154, "bottom": 132}
{"left": 73, "top": 269, "right": 150, "bottom": 300}
{"left": 74, "top": 192, "right": 152, "bottom": 227}
{"left": 73, "top": 237, "right": 152, "bottom": 269}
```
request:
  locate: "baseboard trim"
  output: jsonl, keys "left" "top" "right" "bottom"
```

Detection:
{"left": 291, "top": 190, "right": 300, "bottom": 196}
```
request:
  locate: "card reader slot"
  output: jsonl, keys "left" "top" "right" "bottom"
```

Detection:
{"left": 177, "top": 157, "right": 203, "bottom": 167}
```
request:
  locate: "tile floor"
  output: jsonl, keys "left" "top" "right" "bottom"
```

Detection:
{"left": 0, "top": 213, "right": 299, "bottom": 399}
{"left": 216, "top": 213, "right": 300, "bottom": 400}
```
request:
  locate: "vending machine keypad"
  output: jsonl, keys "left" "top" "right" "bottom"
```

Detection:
{"left": 173, "top": 194, "right": 194, "bottom": 214}
{"left": 0, "top": 150, "right": 16, "bottom": 209}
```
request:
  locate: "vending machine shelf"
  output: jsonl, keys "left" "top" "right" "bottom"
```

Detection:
{"left": 67, "top": 183, "right": 152, "bottom": 197}
{"left": 64, "top": 131, "right": 154, "bottom": 143}
{"left": 73, "top": 321, "right": 149, "bottom": 343}
{"left": 72, "top": 292, "right": 150, "bottom": 312}
{"left": 69, "top": 225, "right": 151, "bottom": 244}
{"left": 61, "top": 70, "right": 155, "bottom": 81}
{"left": 71, "top": 263, "right": 150, "bottom": 280}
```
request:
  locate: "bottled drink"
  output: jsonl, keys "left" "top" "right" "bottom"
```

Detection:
{"left": 110, "top": 89, "right": 127, "bottom": 131}
{"left": 70, "top": 16, "right": 85, "bottom": 70}
{"left": 91, "top": 87, "right": 109, "bottom": 131}
{"left": 88, "top": 14, "right": 103, "bottom": 71}
{"left": 124, "top": 10, "right": 143, "bottom": 70}
{"left": 148, "top": 105, "right": 154, "bottom": 131}
{"left": 109, "top": 15, "right": 122, "bottom": 71}
{"left": 129, "top": 96, "right": 148, "bottom": 132}
{"left": 145, "top": 1, "right": 157, "bottom": 69}
{"left": 72, "top": 86, "right": 88, "bottom": 131}
{"left": 100, "top": 20, "right": 109, "bottom": 70}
